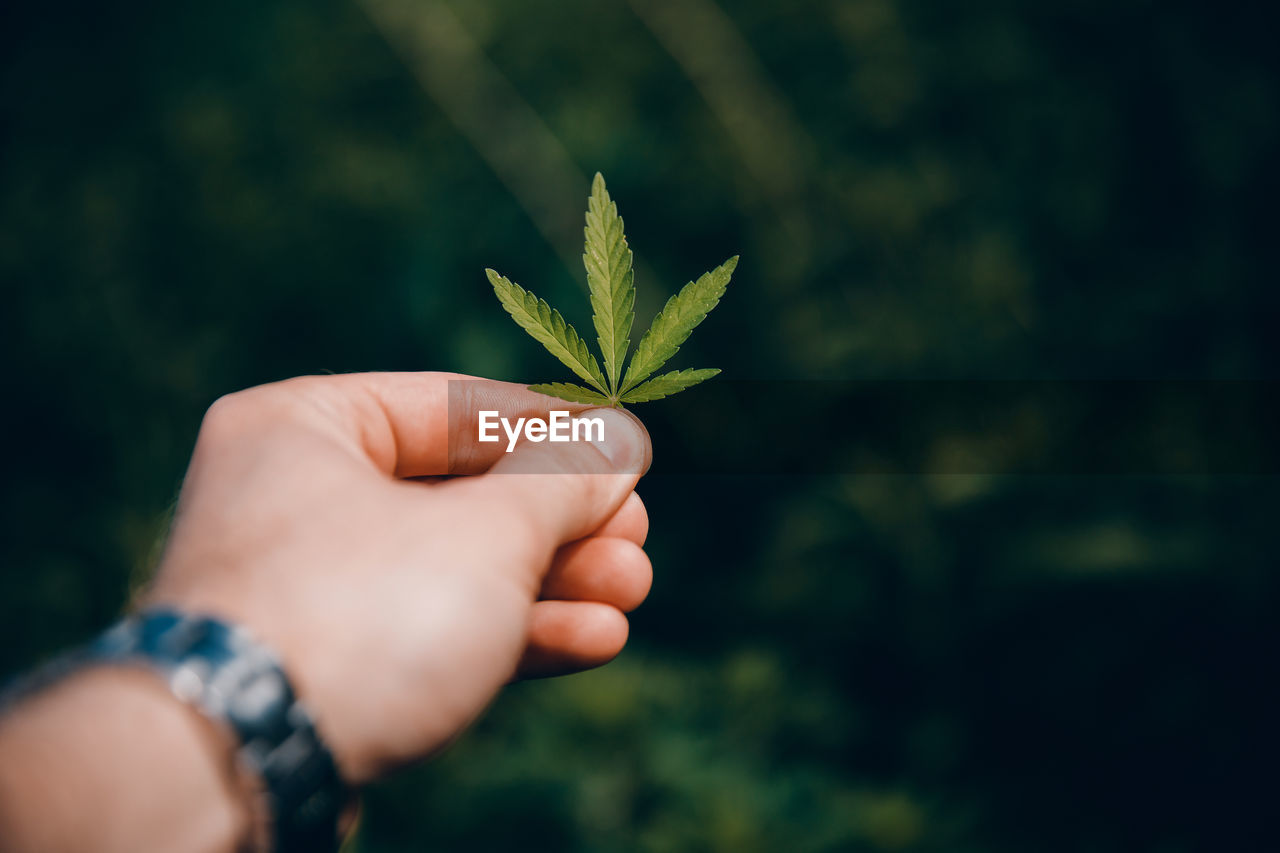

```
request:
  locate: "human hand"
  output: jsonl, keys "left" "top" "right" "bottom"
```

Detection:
{"left": 145, "top": 372, "right": 653, "bottom": 786}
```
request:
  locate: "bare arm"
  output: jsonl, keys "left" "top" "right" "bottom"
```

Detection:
{"left": 0, "top": 668, "right": 251, "bottom": 852}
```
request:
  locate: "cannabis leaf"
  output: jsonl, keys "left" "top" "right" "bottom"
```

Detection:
{"left": 526, "top": 382, "right": 612, "bottom": 405}
{"left": 620, "top": 368, "right": 721, "bottom": 403}
{"left": 486, "top": 269, "right": 609, "bottom": 395}
{"left": 488, "top": 173, "right": 735, "bottom": 407}
{"left": 620, "top": 256, "right": 737, "bottom": 395}
{"left": 584, "top": 173, "right": 635, "bottom": 395}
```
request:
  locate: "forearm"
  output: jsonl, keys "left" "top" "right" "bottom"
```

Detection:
{"left": 0, "top": 667, "right": 254, "bottom": 853}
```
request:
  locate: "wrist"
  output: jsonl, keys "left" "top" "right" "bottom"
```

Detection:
{"left": 143, "top": 586, "right": 381, "bottom": 786}
{"left": 0, "top": 667, "right": 255, "bottom": 853}
{"left": 88, "top": 609, "right": 350, "bottom": 852}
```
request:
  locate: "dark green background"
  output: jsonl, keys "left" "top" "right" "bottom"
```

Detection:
{"left": 3, "top": 1, "right": 1277, "bottom": 850}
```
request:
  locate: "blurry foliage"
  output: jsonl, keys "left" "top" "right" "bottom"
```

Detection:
{"left": 3, "top": 0, "right": 1278, "bottom": 850}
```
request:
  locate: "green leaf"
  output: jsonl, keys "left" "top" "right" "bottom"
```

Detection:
{"left": 486, "top": 268, "right": 609, "bottom": 395}
{"left": 620, "top": 256, "right": 737, "bottom": 395}
{"left": 583, "top": 172, "right": 635, "bottom": 395}
{"left": 485, "top": 173, "right": 734, "bottom": 407}
{"left": 620, "top": 368, "right": 721, "bottom": 403}
{"left": 528, "top": 382, "right": 612, "bottom": 406}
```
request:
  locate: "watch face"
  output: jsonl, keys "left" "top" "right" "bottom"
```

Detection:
{"left": 225, "top": 666, "right": 293, "bottom": 741}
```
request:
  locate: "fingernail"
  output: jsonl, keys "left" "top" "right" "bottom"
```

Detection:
{"left": 578, "top": 407, "right": 649, "bottom": 471}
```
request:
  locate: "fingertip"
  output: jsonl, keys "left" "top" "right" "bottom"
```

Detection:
{"left": 592, "top": 492, "right": 649, "bottom": 545}
{"left": 516, "top": 601, "right": 630, "bottom": 679}
{"left": 580, "top": 407, "right": 651, "bottom": 474}
{"left": 541, "top": 537, "right": 653, "bottom": 612}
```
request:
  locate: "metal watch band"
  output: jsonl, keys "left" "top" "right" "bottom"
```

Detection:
{"left": 89, "top": 610, "right": 347, "bottom": 853}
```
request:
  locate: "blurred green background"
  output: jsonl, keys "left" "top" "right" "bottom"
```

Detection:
{"left": 3, "top": 0, "right": 1278, "bottom": 850}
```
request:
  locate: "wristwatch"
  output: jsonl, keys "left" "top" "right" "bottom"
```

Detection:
{"left": 89, "top": 610, "right": 348, "bottom": 853}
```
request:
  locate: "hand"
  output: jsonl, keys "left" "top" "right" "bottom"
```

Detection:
{"left": 146, "top": 372, "right": 653, "bottom": 785}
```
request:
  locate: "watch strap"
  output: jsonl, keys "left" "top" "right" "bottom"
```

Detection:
{"left": 89, "top": 610, "right": 347, "bottom": 853}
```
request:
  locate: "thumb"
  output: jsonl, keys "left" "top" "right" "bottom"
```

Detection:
{"left": 449, "top": 407, "right": 652, "bottom": 551}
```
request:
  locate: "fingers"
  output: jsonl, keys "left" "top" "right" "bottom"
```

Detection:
{"left": 447, "top": 407, "right": 652, "bottom": 551}
{"left": 593, "top": 492, "right": 648, "bottom": 546}
{"left": 515, "top": 600, "right": 630, "bottom": 679}
{"left": 350, "top": 373, "right": 609, "bottom": 477}
{"left": 206, "top": 372, "right": 602, "bottom": 479}
{"left": 540, "top": 537, "right": 652, "bottom": 612}
{"left": 445, "top": 380, "right": 608, "bottom": 476}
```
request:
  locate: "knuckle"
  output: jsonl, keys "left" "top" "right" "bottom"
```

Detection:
{"left": 198, "top": 391, "right": 256, "bottom": 443}
{"left": 198, "top": 377, "right": 334, "bottom": 448}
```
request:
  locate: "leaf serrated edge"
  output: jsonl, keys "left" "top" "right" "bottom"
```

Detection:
{"left": 486, "top": 268, "right": 609, "bottom": 395}
{"left": 528, "top": 382, "right": 613, "bottom": 406}
{"left": 619, "top": 368, "right": 721, "bottom": 403}
{"left": 620, "top": 256, "right": 737, "bottom": 395}
{"left": 583, "top": 172, "right": 635, "bottom": 396}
